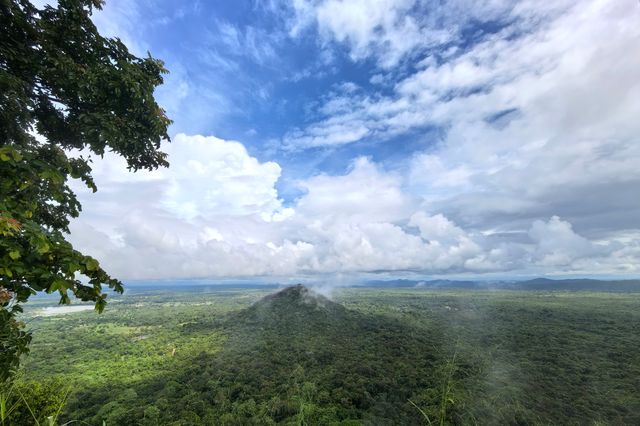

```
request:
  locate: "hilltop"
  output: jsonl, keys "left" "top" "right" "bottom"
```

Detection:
{"left": 234, "top": 284, "right": 348, "bottom": 327}
{"left": 170, "top": 284, "right": 443, "bottom": 424}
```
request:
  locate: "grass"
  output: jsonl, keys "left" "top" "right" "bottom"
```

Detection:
{"left": 1, "top": 378, "right": 69, "bottom": 426}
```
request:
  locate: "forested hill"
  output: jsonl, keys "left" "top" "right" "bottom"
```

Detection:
{"left": 189, "top": 284, "right": 444, "bottom": 424}
{"left": 365, "top": 278, "right": 640, "bottom": 291}
{"left": 233, "top": 284, "right": 350, "bottom": 326}
{"left": 65, "top": 285, "right": 446, "bottom": 424}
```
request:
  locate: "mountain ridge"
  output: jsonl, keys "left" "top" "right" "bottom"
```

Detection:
{"left": 364, "top": 277, "right": 640, "bottom": 291}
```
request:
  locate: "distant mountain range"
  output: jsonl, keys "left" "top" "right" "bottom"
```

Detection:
{"left": 112, "top": 277, "right": 640, "bottom": 294}
{"left": 363, "top": 278, "right": 640, "bottom": 292}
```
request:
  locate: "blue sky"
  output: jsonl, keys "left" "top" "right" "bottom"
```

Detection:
{"left": 95, "top": 0, "right": 517, "bottom": 185}
{"left": 57, "top": 0, "right": 640, "bottom": 282}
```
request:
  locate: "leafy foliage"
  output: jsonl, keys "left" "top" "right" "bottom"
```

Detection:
{"left": 0, "top": 0, "right": 170, "bottom": 379}
{"left": 0, "top": 377, "right": 69, "bottom": 426}
{"left": 0, "top": 299, "right": 31, "bottom": 378}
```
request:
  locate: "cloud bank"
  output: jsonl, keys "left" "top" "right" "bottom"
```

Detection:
{"left": 69, "top": 135, "right": 637, "bottom": 280}
{"left": 65, "top": 0, "right": 640, "bottom": 280}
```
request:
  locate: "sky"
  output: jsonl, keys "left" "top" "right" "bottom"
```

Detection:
{"left": 60, "top": 0, "right": 640, "bottom": 282}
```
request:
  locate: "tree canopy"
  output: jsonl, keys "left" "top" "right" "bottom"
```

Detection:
{"left": 0, "top": 0, "right": 171, "bottom": 379}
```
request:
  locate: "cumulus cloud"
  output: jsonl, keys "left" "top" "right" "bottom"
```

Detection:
{"left": 409, "top": 212, "right": 467, "bottom": 244}
{"left": 296, "top": 158, "right": 414, "bottom": 224}
{"left": 528, "top": 216, "right": 609, "bottom": 267}
{"left": 67, "top": 140, "right": 418, "bottom": 278}
{"left": 160, "top": 134, "right": 289, "bottom": 221}
{"left": 68, "top": 135, "right": 640, "bottom": 280}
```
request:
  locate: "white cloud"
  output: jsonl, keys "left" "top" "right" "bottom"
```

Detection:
{"left": 69, "top": 135, "right": 640, "bottom": 280}
{"left": 287, "top": 0, "right": 521, "bottom": 68}
{"left": 281, "top": 0, "right": 640, "bottom": 255}
{"left": 528, "top": 216, "right": 609, "bottom": 267}
{"left": 213, "top": 22, "right": 281, "bottom": 66}
{"left": 409, "top": 212, "right": 467, "bottom": 244}
{"left": 284, "top": 0, "right": 639, "bottom": 149}
{"left": 296, "top": 157, "right": 414, "bottom": 224}
{"left": 312, "top": 0, "right": 433, "bottom": 67}
{"left": 69, "top": 134, "right": 299, "bottom": 278}
{"left": 160, "top": 134, "right": 287, "bottom": 221}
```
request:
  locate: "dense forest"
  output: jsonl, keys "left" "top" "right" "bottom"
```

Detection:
{"left": 4, "top": 285, "right": 639, "bottom": 424}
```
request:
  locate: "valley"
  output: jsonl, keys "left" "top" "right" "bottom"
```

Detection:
{"left": 14, "top": 284, "right": 640, "bottom": 425}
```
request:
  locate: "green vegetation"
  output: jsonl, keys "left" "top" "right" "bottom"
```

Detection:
{"left": 1, "top": 377, "right": 69, "bottom": 426}
{"left": 0, "top": 0, "right": 170, "bottom": 377}
{"left": 10, "top": 286, "right": 640, "bottom": 425}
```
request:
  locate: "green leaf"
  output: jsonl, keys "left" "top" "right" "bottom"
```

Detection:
{"left": 36, "top": 240, "right": 50, "bottom": 254}
{"left": 49, "top": 279, "right": 68, "bottom": 293}
{"left": 59, "top": 293, "right": 70, "bottom": 305}
{"left": 95, "top": 298, "right": 106, "bottom": 313}
{"left": 85, "top": 258, "right": 99, "bottom": 271}
{"left": 9, "top": 250, "right": 21, "bottom": 260}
